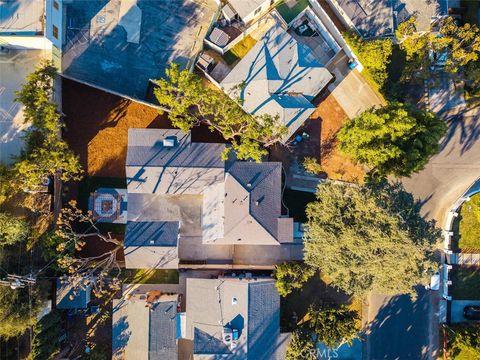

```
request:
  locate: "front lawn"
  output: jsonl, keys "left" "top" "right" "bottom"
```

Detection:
{"left": 456, "top": 194, "right": 480, "bottom": 251}
{"left": 119, "top": 269, "right": 179, "bottom": 284}
{"left": 450, "top": 266, "right": 480, "bottom": 300}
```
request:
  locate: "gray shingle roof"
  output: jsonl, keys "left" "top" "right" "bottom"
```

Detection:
{"left": 124, "top": 221, "right": 179, "bottom": 247}
{"left": 227, "top": 162, "right": 282, "bottom": 239}
{"left": 149, "top": 301, "right": 178, "bottom": 360}
{"left": 127, "top": 128, "right": 225, "bottom": 168}
{"left": 247, "top": 281, "right": 281, "bottom": 359}
{"left": 56, "top": 279, "right": 90, "bottom": 309}
{"left": 187, "top": 278, "right": 280, "bottom": 359}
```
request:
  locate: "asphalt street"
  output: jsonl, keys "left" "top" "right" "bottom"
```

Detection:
{"left": 364, "top": 288, "right": 433, "bottom": 360}
{"left": 402, "top": 76, "right": 480, "bottom": 227}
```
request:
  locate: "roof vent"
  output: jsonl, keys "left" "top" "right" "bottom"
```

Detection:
{"left": 246, "top": 183, "right": 252, "bottom": 188}
{"left": 232, "top": 297, "right": 237, "bottom": 305}
{"left": 255, "top": 200, "right": 259, "bottom": 206}
{"left": 223, "top": 327, "right": 233, "bottom": 344}
{"left": 149, "top": 240, "right": 155, "bottom": 244}
{"left": 163, "top": 136, "right": 177, "bottom": 148}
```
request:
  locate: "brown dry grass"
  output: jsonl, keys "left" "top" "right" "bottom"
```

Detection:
{"left": 310, "top": 93, "right": 366, "bottom": 183}
{"left": 62, "top": 79, "right": 172, "bottom": 178}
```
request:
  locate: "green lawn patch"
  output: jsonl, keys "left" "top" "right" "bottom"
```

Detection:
{"left": 450, "top": 266, "right": 480, "bottom": 300}
{"left": 276, "top": 0, "right": 309, "bottom": 24}
{"left": 457, "top": 194, "right": 480, "bottom": 251}
{"left": 119, "top": 269, "right": 179, "bottom": 284}
{"left": 77, "top": 176, "right": 126, "bottom": 211}
{"left": 223, "top": 35, "right": 257, "bottom": 65}
{"left": 283, "top": 189, "right": 315, "bottom": 223}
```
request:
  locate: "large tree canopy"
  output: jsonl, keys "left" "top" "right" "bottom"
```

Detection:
{"left": 14, "top": 60, "right": 82, "bottom": 189}
{"left": 448, "top": 324, "right": 480, "bottom": 359}
{"left": 0, "top": 213, "right": 29, "bottom": 246}
{"left": 154, "top": 63, "right": 287, "bottom": 162}
{"left": 273, "top": 262, "right": 315, "bottom": 297}
{"left": 304, "top": 182, "right": 438, "bottom": 298}
{"left": 306, "top": 304, "right": 359, "bottom": 348}
{"left": 338, "top": 102, "right": 446, "bottom": 177}
{"left": 285, "top": 328, "right": 317, "bottom": 360}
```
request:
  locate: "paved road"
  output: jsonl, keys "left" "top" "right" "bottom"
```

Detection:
{"left": 401, "top": 77, "right": 480, "bottom": 227}
{"left": 364, "top": 288, "right": 437, "bottom": 360}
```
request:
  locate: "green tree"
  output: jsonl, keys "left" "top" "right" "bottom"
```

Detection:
{"left": 303, "top": 157, "right": 323, "bottom": 175}
{"left": 306, "top": 304, "right": 359, "bottom": 348}
{"left": 31, "top": 310, "right": 63, "bottom": 360}
{"left": 14, "top": 60, "right": 82, "bottom": 189}
{"left": 154, "top": 63, "right": 287, "bottom": 162}
{"left": 0, "top": 285, "right": 42, "bottom": 338}
{"left": 285, "top": 328, "right": 317, "bottom": 360}
{"left": 304, "top": 182, "right": 437, "bottom": 298}
{"left": 448, "top": 324, "right": 480, "bottom": 359}
{"left": 0, "top": 213, "right": 29, "bottom": 246}
{"left": 338, "top": 102, "right": 446, "bottom": 177}
{"left": 343, "top": 31, "right": 392, "bottom": 87}
{"left": 273, "top": 262, "right": 315, "bottom": 297}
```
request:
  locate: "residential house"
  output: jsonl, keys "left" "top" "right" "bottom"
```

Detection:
{"left": 220, "top": 21, "right": 335, "bottom": 139}
{"left": 55, "top": 278, "right": 91, "bottom": 310}
{"left": 222, "top": 0, "right": 273, "bottom": 26}
{"left": 44, "top": 0, "right": 216, "bottom": 103}
{"left": 185, "top": 277, "right": 289, "bottom": 359}
{"left": 124, "top": 128, "right": 303, "bottom": 269}
{"left": 112, "top": 286, "right": 181, "bottom": 360}
{"left": 325, "top": 0, "right": 447, "bottom": 38}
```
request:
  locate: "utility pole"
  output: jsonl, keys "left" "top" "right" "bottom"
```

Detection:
{"left": 0, "top": 274, "right": 36, "bottom": 289}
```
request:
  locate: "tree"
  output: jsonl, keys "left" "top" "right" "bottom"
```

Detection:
{"left": 343, "top": 31, "right": 392, "bottom": 87}
{"left": 448, "top": 324, "right": 480, "bottom": 359}
{"left": 439, "top": 17, "right": 480, "bottom": 74}
{"left": 0, "top": 285, "right": 42, "bottom": 338}
{"left": 397, "top": 16, "right": 480, "bottom": 77}
{"left": 304, "top": 182, "right": 437, "bottom": 298}
{"left": 154, "top": 63, "right": 287, "bottom": 162}
{"left": 273, "top": 262, "right": 315, "bottom": 297}
{"left": 31, "top": 310, "right": 63, "bottom": 360}
{"left": 306, "top": 304, "right": 359, "bottom": 348}
{"left": 14, "top": 60, "right": 82, "bottom": 189}
{"left": 0, "top": 213, "right": 29, "bottom": 246}
{"left": 303, "top": 157, "right": 323, "bottom": 175}
{"left": 338, "top": 102, "right": 447, "bottom": 177}
{"left": 285, "top": 328, "right": 317, "bottom": 360}
{"left": 54, "top": 201, "right": 122, "bottom": 297}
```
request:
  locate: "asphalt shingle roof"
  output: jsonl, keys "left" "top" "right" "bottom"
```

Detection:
{"left": 124, "top": 221, "right": 179, "bottom": 247}
{"left": 227, "top": 162, "right": 282, "bottom": 239}
{"left": 149, "top": 301, "right": 178, "bottom": 360}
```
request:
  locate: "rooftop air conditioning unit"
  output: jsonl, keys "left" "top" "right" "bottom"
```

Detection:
{"left": 222, "top": 327, "right": 233, "bottom": 344}
{"left": 163, "top": 136, "right": 177, "bottom": 148}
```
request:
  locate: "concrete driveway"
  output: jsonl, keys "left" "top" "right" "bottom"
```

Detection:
{"left": 0, "top": 48, "right": 49, "bottom": 164}
{"left": 451, "top": 300, "right": 480, "bottom": 323}
{"left": 364, "top": 288, "right": 438, "bottom": 360}
{"left": 328, "top": 69, "right": 385, "bottom": 119}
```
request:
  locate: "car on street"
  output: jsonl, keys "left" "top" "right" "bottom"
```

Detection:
{"left": 464, "top": 306, "right": 480, "bottom": 320}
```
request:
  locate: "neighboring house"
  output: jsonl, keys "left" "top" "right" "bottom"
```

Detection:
{"left": 220, "top": 21, "right": 334, "bottom": 139}
{"left": 0, "top": 0, "right": 51, "bottom": 165}
{"left": 222, "top": 0, "right": 273, "bottom": 25}
{"left": 112, "top": 285, "right": 181, "bottom": 360}
{"left": 0, "top": 0, "right": 44, "bottom": 35}
{"left": 185, "top": 277, "right": 288, "bottom": 360}
{"left": 44, "top": 0, "right": 217, "bottom": 103}
{"left": 55, "top": 278, "right": 91, "bottom": 310}
{"left": 325, "top": 0, "right": 447, "bottom": 38}
{"left": 124, "top": 128, "right": 302, "bottom": 269}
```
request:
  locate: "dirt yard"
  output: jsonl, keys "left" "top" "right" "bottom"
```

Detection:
{"left": 309, "top": 92, "right": 366, "bottom": 183}
{"left": 62, "top": 79, "right": 172, "bottom": 178}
